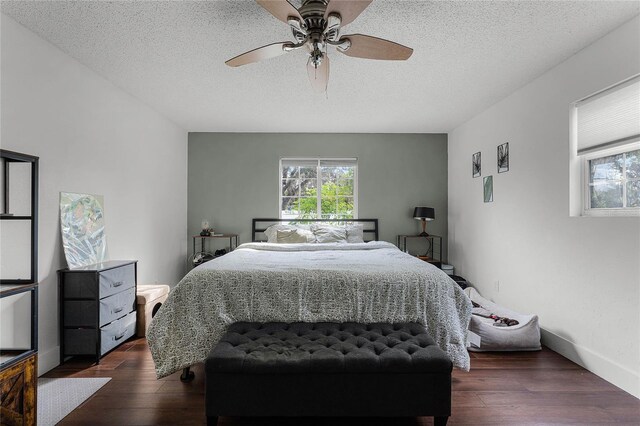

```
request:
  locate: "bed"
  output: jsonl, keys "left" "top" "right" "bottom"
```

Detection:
{"left": 147, "top": 219, "right": 472, "bottom": 379}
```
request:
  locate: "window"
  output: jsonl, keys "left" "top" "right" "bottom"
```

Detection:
{"left": 584, "top": 145, "right": 640, "bottom": 212}
{"left": 572, "top": 75, "right": 640, "bottom": 216}
{"left": 279, "top": 158, "right": 357, "bottom": 219}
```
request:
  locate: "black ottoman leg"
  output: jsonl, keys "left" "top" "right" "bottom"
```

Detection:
{"left": 434, "top": 416, "right": 448, "bottom": 426}
{"left": 207, "top": 416, "right": 218, "bottom": 426}
{"left": 180, "top": 366, "right": 195, "bottom": 382}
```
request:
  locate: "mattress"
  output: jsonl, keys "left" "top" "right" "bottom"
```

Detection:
{"left": 147, "top": 241, "right": 472, "bottom": 378}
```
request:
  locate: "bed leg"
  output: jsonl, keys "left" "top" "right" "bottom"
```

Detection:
{"left": 434, "top": 416, "right": 448, "bottom": 426}
{"left": 180, "top": 366, "right": 195, "bottom": 382}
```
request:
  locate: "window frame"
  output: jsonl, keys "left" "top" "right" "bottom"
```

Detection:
{"left": 278, "top": 158, "right": 358, "bottom": 220}
{"left": 581, "top": 142, "right": 640, "bottom": 217}
{"left": 571, "top": 74, "right": 640, "bottom": 217}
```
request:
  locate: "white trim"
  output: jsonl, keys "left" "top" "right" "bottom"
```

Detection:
{"left": 279, "top": 158, "right": 358, "bottom": 219}
{"left": 38, "top": 345, "right": 60, "bottom": 376}
{"left": 541, "top": 328, "right": 640, "bottom": 398}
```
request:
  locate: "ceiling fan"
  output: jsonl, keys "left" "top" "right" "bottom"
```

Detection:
{"left": 225, "top": 0, "right": 414, "bottom": 92}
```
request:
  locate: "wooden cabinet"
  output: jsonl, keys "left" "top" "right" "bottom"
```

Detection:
{"left": 59, "top": 261, "right": 138, "bottom": 363}
{"left": 0, "top": 353, "right": 36, "bottom": 426}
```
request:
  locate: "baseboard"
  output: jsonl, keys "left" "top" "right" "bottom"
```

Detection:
{"left": 541, "top": 328, "right": 639, "bottom": 398}
{"left": 38, "top": 345, "right": 60, "bottom": 376}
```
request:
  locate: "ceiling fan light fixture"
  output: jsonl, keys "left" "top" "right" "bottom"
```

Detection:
{"left": 333, "top": 38, "right": 351, "bottom": 53}
{"left": 288, "top": 17, "right": 308, "bottom": 40}
{"left": 324, "top": 13, "right": 342, "bottom": 41}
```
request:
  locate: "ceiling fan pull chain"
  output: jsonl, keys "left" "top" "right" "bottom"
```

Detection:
{"left": 324, "top": 44, "right": 329, "bottom": 96}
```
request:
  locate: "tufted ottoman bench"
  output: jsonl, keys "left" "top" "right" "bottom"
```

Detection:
{"left": 205, "top": 322, "right": 452, "bottom": 426}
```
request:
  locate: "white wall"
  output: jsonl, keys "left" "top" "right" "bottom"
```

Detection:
{"left": 0, "top": 14, "right": 188, "bottom": 375}
{"left": 448, "top": 16, "right": 640, "bottom": 397}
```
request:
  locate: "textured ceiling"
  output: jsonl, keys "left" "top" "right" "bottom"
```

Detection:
{"left": 2, "top": 1, "right": 638, "bottom": 133}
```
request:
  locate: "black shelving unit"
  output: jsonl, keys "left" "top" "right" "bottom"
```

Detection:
{"left": 0, "top": 150, "right": 39, "bottom": 424}
{"left": 0, "top": 149, "right": 39, "bottom": 369}
{"left": 1, "top": 149, "right": 38, "bottom": 285}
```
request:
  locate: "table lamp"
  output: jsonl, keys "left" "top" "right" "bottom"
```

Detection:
{"left": 413, "top": 207, "right": 435, "bottom": 237}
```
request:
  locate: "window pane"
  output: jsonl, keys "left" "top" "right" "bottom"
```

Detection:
{"left": 336, "top": 197, "right": 354, "bottom": 218}
{"left": 625, "top": 149, "right": 640, "bottom": 180}
{"left": 298, "top": 197, "right": 318, "bottom": 218}
{"left": 299, "top": 178, "right": 317, "bottom": 197}
{"left": 321, "top": 169, "right": 336, "bottom": 185}
{"left": 627, "top": 181, "right": 640, "bottom": 207}
{"left": 299, "top": 166, "right": 317, "bottom": 179}
{"left": 321, "top": 180, "right": 336, "bottom": 198}
{"left": 282, "top": 179, "right": 300, "bottom": 196}
{"left": 590, "top": 182, "right": 623, "bottom": 208}
{"left": 321, "top": 166, "right": 354, "bottom": 182}
{"left": 282, "top": 166, "right": 299, "bottom": 179}
{"left": 336, "top": 177, "right": 354, "bottom": 196}
{"left": 589, "top": 154, "right": 623, "bottom": 182}
{"left": 281, "top": 197, "right": 299, "bottom": 218}
{"left": 320, "top": 195, "right": 335, "bottom": 216}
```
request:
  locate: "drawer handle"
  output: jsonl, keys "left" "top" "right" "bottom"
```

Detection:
{"left": 113, "top": 306, "right": 124, "bottom": 314}
{"left": 114, "top": 333, "right": 126, "bottom": 341}
{"left": 112, "top": 281, "right": 124, "bottom": 288}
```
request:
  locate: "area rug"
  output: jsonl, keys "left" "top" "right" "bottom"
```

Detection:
{"left": 37, "top": 377, "right": 111, "bottom": 425}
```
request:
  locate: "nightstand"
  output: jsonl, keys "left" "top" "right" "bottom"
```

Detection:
{"left": 192, "top": 234, "right": 239, "bottom": 268}
{"left": 397, "top": 234, "right": 442, "bottom": 269}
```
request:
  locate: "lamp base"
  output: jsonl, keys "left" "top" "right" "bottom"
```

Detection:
{"left": 420, "top": 232, "right": 432, "bottom": 257}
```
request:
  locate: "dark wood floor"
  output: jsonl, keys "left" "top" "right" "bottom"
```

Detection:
{"left": 46, "top": 337, "right": 639, "bottom": 425}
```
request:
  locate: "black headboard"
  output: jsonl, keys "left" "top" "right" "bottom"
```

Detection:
{"left": 252, "top": 218, "right": 379, "bottom": 242}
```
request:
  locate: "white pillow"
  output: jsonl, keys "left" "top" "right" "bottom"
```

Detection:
{"left": 311, "top": 224, "right": 348, "bottom": 243}
{"left": 345, "top": 224, "right": 365, "bottom": 243}
{"left": 276, "top": 228, "right": 316, "bottom": 243}
{"left": 264, "top": 224, "right": 311, "bottom": 243}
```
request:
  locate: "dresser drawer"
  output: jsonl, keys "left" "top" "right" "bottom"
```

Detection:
{"left": 99, "top": 287, "right": 135, "bottom": 327}
{"left": 64, "top": 299, "right": 97, "bottom": 327}
{"left": 99, "top": 263, "right": 135, "bottom": 298}
{"left": 101, "top": 311, "right": 136, "bottom": 355}
{"left": 64, "top": 284, "right": 136, "bottom": 327}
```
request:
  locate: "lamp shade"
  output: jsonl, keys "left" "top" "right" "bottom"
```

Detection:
{"left": 413, "top": 207, "right": 435, "bottom": 221}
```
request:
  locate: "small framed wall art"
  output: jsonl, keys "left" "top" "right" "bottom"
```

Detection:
{"left": 483, "top": 176, "right": 493, "bottom": 203}
{"left": 472, "top": 152, "right": 481, "bottom": 178}
{"left": 497, "top": 142, "right": 509, "bottom": 173}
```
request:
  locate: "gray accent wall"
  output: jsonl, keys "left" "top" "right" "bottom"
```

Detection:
{"left": 188, "top": 133, "right": 448, "bottom": 258}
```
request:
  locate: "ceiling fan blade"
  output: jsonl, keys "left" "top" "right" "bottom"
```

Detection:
{"left": 324, "top": 0, "right": 372, "bottom": 27}
{"left": 307, "top": 55, "right": 330, "bottom": 93}
{"left": 338, "top": 34, "right": 413, "bottom": 60}
{"left": 226, "top": 42, "right": 291, "bottom": 67}
{"left": 256, "top": 0, "right": 302, "bottom": 24}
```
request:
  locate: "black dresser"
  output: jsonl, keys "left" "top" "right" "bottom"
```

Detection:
{"left": 59, "top": 260, "right": 137, "bottom": 363}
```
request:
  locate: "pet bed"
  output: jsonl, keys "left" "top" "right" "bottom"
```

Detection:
{"left": 464, "top": 287, "right": 541, "bottom": 352}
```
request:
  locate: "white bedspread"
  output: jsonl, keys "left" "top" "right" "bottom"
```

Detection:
{"left": 147, "top": 241, "right": 472, "bottom": 378}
